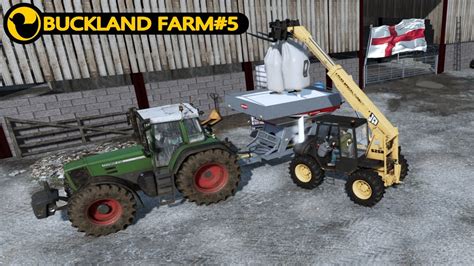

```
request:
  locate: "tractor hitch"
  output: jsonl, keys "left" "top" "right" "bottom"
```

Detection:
{"left": 31, "top": 182, "right": 67, "bottom": 219}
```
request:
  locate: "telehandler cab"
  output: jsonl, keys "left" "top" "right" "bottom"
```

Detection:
{"left": 31, "top": 103, "right": 240, "bottom": 236}
{"left": 290, "top": 114, "right": 408, "bottom": 206}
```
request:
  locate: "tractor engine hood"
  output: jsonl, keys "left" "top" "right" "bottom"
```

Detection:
{"left": 83, "top": 145, "right": 148, "bottom": 168}
{"left": 63, "top": 145, "right": 153, "bottom": 182}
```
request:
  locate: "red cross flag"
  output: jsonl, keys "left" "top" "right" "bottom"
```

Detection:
{"left": 367, "top": 19, "right": 427, "bottom": 58}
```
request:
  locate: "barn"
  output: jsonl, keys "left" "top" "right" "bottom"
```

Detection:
{"left": 0, "top": 0, "right": 473, "bottom": 158}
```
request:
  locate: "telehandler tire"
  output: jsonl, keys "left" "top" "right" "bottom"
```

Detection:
{"left": 289, "top": 155, "right": 324, "bottom": 189}
{"left": 345, "top": 170, "right": 385, "bottom": 207}
{"left": 176, "top": 149, "right": 240, "bottom": 205}
{"left": 68, "top": 184, "right": 137, "bottom": 236}
{"left": 399, "top": 154, "right": 409, "bottom": 181}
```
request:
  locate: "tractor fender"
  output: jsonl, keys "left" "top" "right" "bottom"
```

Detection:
{"left": 171, "top": 142, "right": 233, "bottom": 174}
{"left": 84, "top": 176, "right": 143, "bottom": 207}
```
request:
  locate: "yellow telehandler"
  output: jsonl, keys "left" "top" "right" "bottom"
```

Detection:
{"left": 265, "top": 20, "right": 409, "bottom": 206}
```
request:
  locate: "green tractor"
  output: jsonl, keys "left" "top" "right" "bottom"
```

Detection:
{"left": 31, "top": 103, "right": 240, "bottom": 236}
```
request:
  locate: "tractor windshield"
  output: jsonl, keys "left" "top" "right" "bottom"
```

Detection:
{"left": 183, "top": 118, "right": 205, "bottom": 143}
{"left": 152, "top": 121, "right": 183, "bottom": 167}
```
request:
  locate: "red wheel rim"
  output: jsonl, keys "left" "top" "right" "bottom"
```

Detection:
{"left": 194, "top": 163, "right": 229, "bottom": 193}
{"left": 87, "top": 199, "right": 123, "bottom": 225}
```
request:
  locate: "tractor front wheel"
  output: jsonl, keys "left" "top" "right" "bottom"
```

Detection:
{"left": 68, "top": 184, "right": 136, "bottom": 236}
{"left": 176, "top": 149, "right": 240, "bottom": 205}
{"left": 345, "top": 170, "right": 385, "bottom": 207}
{"left": 289, "top": 155, "right": 324, "bottom": 189}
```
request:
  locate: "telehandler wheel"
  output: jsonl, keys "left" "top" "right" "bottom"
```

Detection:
{"left": 345, "top": 170, "right": 385, "bottom": 207}
{"left": 289, "top": 155, "right": 324, "bottom": 189}
{"left": 68, "top": 184, "right": 137, "bottom": 236}
{"left": 176, "top": 149, "right": 240, "bottom": 205}
{"left": 399, "top": 154, "right": 409, "bottom": 181}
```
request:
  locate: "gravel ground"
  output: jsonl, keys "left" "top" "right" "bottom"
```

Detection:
{"left": 0, "top": 71, "right": 473, "bottom": 264}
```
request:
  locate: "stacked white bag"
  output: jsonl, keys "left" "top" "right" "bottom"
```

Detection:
{"left": 264, "top": 43, "right": 284, "bottom": 93}
{"left": 264, "top": 41, "right": 310, "bottom": 93}
{"left": 282, "top": 41, "right": 310, "bottom": 91}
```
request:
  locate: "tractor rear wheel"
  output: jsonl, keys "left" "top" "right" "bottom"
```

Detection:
{"left": 68, "top": 184, "right": 136, "bottom": 236}
{"left": 289, "top": 155, "right": 324, "bottom": 189}
{"left": 345, "top": 170, "right": 385, "bottom": 207}
{"left": 176, "top": 149, "right": 240, "bottom": 205}
{"left": 399, "top": 154, "right": 409, "bottom": 181}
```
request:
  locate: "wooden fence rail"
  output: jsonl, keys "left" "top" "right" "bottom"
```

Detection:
{"left": 5, "top": 111, "right": 134, "bottom": 157}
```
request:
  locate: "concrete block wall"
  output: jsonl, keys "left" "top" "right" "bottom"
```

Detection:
{"left": 309, "top": 58, "right": 360, "bottom": 85}
{"left": 338, "top": 58, "right": 360, "bottom": 85}
{"left": 145, "top": 72, "right": 246, "bottom": 117}
{"left": 445, "top": 42, "right": 474, "bottom": 71}
{"left": 0, "top": 86, "right": 138, "bottom": 156}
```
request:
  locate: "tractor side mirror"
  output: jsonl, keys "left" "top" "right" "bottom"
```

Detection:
{"left": 203, "top": 125, "right": 214, "bottom": 135}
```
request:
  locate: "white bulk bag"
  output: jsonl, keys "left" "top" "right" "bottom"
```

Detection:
{"left": 281, "top": 41, "right": 310, "bottom": 91}
{"left": 264, "top": 44, "right": 284, "bottom": 93}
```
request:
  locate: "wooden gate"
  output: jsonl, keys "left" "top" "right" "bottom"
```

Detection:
{"left": 4, "top": 111, "right": 134, "bottom": 157}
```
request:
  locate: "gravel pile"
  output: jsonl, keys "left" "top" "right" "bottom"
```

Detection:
{"left": 30, "top": 139, "right": 138, "bottom": 182}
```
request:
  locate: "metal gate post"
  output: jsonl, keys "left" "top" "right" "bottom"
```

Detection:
{"left": 437, "top": 0, "right": 449, "bottom": 74}
{"left": 242, "top": 62, "right": 255, "bottom": 91}
{"left": 0, "top": 124, "right": 13, "bottom": 159}
{"left": 358, "top": 0, "right": 365, "bottom": 89}
{"left": 326, "top": 69, "right": 333, "bottom": 89}
{"left": 131, "top": 72, "right": 150, "bottom": 109}
{"left": 402, "top": 60, "right": 405, "bottom": 78}
{"left": 364, "top": 64, "right": 367, "bottom": 88}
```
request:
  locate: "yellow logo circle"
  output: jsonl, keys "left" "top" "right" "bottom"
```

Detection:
{"left": 5, "top": 4, "right": 42, "bottom": 44}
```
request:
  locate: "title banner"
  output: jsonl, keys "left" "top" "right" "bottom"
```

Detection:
{"left": 4, "top": 3, "right": 249, "bottom": 44}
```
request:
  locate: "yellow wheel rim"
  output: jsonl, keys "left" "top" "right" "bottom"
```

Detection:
{"left": 352, "top": 180, "right": 372, "bottom": 200}
{"left": 295, "top": 164, "right": 312, "bottom": 183}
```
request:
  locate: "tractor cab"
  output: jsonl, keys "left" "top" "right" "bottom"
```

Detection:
{"left": 290, "top": 113, "right": 407, "bottom": 207}
{"left": 311, "top": 114, "right": 370, "bottom": 173}
{"left": 130, "top": 103, "right": 239, "bottom": 208}
{"left": 135, "top": 103, "right": 205, "bottom": 168}
{"left": 293, "top": 114, "right": 373, "bottom": 175}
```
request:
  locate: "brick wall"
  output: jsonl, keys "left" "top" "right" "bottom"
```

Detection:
{"left": 445, "top": 42, "right": 474, "bottom": 71}
{"left": 309, "top": 58, "right": 360, "bottom": 85}
{"left": 145, "top": 72, "right": 246, "bottom": 117}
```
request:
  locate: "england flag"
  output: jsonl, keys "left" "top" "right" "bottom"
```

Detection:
{"left": 367, "top": 19, "right": 427, "bottom": 58}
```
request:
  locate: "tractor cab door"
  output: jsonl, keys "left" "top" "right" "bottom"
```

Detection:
{"left": 335, "top": 127, "right": 358, "bottom": 173}
{"left": 151, "top": 121, "right": 184, "bottom": 167}
{"left": 314, "top": 123, "right": 338, "bottom": 164}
